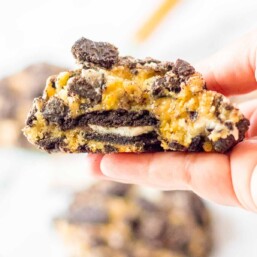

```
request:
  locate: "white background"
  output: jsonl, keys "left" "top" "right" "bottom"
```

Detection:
{"left": 0, "top": 0, "right": 257, "bottom": 256}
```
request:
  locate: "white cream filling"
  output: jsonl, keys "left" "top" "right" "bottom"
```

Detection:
{"left": 230, "top": 125, "right": 239, "bottom": 141}
{"left": 194, "top": 118, "right": 239, "bottom": 142}
{"left": 89, "top": 124, "right": 154, "bottom": 137}
{"left": 206, "top": 120, "right": 239, "bottom": 141}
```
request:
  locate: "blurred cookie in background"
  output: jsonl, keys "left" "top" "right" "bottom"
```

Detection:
{"left": 0, "top": 63, "right": 67, "bottom": 148}
{"left": 55, "top": 181, "right": 213, "bottom": 257}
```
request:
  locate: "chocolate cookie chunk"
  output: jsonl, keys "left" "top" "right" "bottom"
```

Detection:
{"left": 72, "top": 37, "right": 119, "bottom": 69}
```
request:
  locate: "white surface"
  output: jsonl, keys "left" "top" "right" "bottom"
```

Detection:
{"left": 0, "top": 0, "right": 257, "bottom": 77}
{"left": 0, "top": 149, "right": 257, "bottom": 257}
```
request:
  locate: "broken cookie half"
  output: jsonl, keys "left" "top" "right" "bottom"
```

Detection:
{"left": 23, "top": 37, "right": 249, "bottom": 153}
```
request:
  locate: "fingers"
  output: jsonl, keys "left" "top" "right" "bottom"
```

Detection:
{"left": 85, "top": 154, "right": 104, "bottom": 177}
{"left": 239, "top": 99, "right": 257, "bottom": 137}
{"left": 99, "top": 152, "right": 238, "bottom": 207}
{"left": 230, "top": 139, "right": 257, "bottom": 211}
{"left": 86, "top": 138, "right": 257, "bottom": 212}
{"left": 196, "top": 29, "right": 257, "bottom": 96}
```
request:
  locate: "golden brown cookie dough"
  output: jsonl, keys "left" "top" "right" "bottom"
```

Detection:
{"left": 55, "top": 181, "right": 213, "bottom": 257}
{"left": 23, "top": 38, "right": 249, "bottom": 153}
{"left": 0, "top": 63, "right": 66, "bottom": 148}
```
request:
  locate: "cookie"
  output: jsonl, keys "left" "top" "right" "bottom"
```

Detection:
{"left": 55, "top": 181, "right": 212, "bottom": 257}
{"left": 23, "top": 38, "right": 249, "bottom": 153}
{"left": 0, "top": 63, "right": 66, "bottom": 148}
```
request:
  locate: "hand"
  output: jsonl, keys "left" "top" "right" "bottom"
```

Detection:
{"left": 85, "top": 30, "right": 257, "bottom": 212}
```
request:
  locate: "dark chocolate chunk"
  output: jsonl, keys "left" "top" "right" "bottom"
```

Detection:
{"left": 142, "top": 142, "right": 163, "bottom": 152}
{"left": 75, "top": 109, "right": 157, "bottom": 128}
{"left": 188, "top": 136, "right": 203, "bottom": 152}
{"left": 236, "top": 118, "right": 250, "bottom": 141}
{"left": 104, "top": 144, "right": 118, "bottom": 153}
{"left": 67, "top": 77, "right": 102, "bottom": 103}
{"left": 224, "top": 121, "right": 233, "bottom": 130}
{"left": 152, "top": 75, "right": 181, "bottom": 98}
{"left": 224, "top": 104, "right": 233, "bottom": 111}
{"left": 37, "top": 137, "right": 64, "bottom": 152}
{"left": 169, "top": 141, "right": 186, "bottom": 151}
{"left": 49, "top": 76, "right": 56, "bottom": 89}
{"left": 189, "top": 111, "right": 198, "bottom": 121}
{"left": 61, "top": 117, "right": 79, "bottom": 131}
{"left": 67, "top": 206, "right": 109, "bottom": 224}
{"left": 42, "top": 97, "right": 68, "bottom": 124}
{"left": 213, "top": 134, "right": 235, "bottom": 153}
{"left": 151, "top": 59, "right": 195, "bottom": 98}
{"left": 174, "top": 59, "right": 195, "bottom": 78}
{"left": 213, "top": 96, "right": 223, "bottom": 119}
{"left": 71, "top": 37, "right": 119, "bottom": 69}
{"left": 77, "top": 144, "right": 92, "bottom": 153}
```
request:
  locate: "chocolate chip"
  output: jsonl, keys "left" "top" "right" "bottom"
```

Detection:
{"left": 213, "top": 134, "right": 235, "bottom": 153}
{"left": 236, "top": 118, "right": 250, "bottom": 141}
{"left": 71, "top": 37, "right": 119, "bottom": 69}
{"left": 169, "top": 141, "right": 186, "bottom": 151}
{"left": 68, "top": 206, "right": 109, "bottom": 224}
{"left": 188, "top": 136, "right": 203, "bottom": 152}
{"left": 42, "top": 97, "right": 68, "bottom": 124}
{"left": 174, "top": 59, "right": 195, "bottom": 78}
{"left": 67, "top": 77, "right": 102, "bottom": 103}
{"left": 152, "top": 76, "right": 181, "bottom": 97}
{"left": 37, "top": 137, "right": 64, "bottom": 152}
{"left": 188, "top": 111, "right": 198, "bottom": 121}
{"left": 49, "top": 76, "right": 56, "bottom": 89}
{"left": 104, "top": 145, "right": 118, "bottom": 153}
{"left": 225, "top": 104, "right": 233, "bottom": 111}
{"left": 212, "top": 96, "right": 222, "bottom": 118}
{"left": 225, "top": 121, "right": 233, "bottom": 130}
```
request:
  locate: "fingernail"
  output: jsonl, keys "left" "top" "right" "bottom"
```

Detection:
{"left": 250, "top": 165, "right": 257, "bottom": 209}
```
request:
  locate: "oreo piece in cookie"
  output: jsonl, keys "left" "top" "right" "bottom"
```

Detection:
{"left": 72, "top": 37, "right": 119, "bottom": 69}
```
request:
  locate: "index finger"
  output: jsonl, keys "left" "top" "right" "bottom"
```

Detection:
{"left": 196, "top": 29, "right": 257, "bottom": 96}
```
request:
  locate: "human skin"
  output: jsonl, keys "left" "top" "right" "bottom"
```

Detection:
{"left": 85, "top": 30, "right": 257, "bottom": 212}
